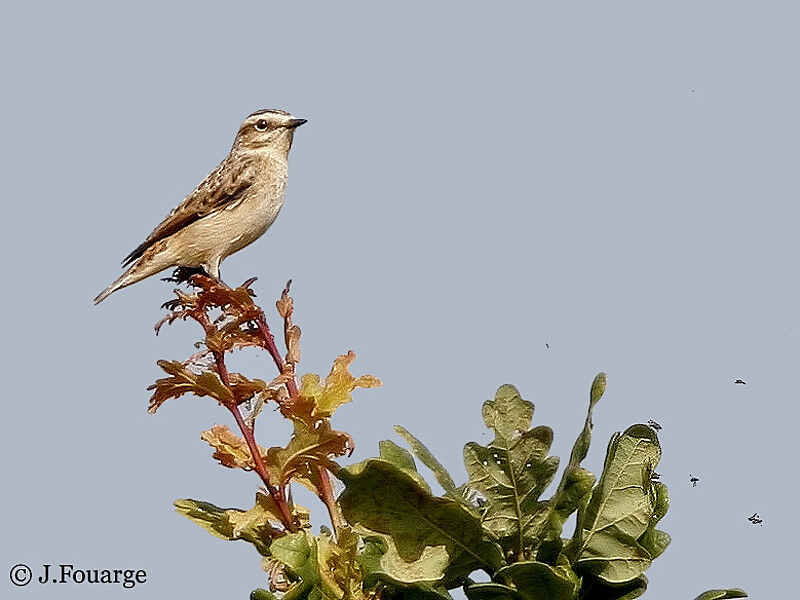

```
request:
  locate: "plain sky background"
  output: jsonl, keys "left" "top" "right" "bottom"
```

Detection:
{"left": 1, "top": 1, "right": 795, "bottom": 598}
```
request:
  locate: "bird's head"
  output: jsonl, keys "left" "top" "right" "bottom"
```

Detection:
{"left": 233, "top": 109, "right": 307, "bottom": 156}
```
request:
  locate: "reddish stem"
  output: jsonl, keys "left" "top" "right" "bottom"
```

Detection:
{"left": 195, "top": 307, "right": 296, "bottom": 531}
{"left": 188, "top": 281, "right": 342, "bottom": 534}
{"left": 255, "top": 312, "right": 343, "bottom": 532}
{"left": 228, "top": 404, "right": 297, "bottom": 531}
{"left": 316, "top": 465, "right": 344, "bottom": 533}
{"left": 255, "top": 316, "right": 299, "bottom": 397}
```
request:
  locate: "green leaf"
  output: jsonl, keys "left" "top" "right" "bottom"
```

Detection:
{"left": 379, "top": 440, "right": 431, "bottom": 492}
{"left": 551, "top": 467, "right": 597, "bottom": 532}
{"left": 637, "top": 527, "right": 670, "bottom": 561}
{"left": 638, "top": 481, "right": 671, "bottom": 559}
{"left": 173, "top": 494, "right": 281, "bottom": 556}
{"left": 377, "top": 582, "right": 453, "bottom": 600}
{"left": 379, "top": 439, "right": 418, "bottom": 473}
{"left": 269, "top": 531, "right": 320, "bottom": 600}
{"left": 499, "top": 561, "right": 578, "bottom": 600}
{"left": 482, "top": 384, "right": 534, "bottom": 442}
{"left": 394, "top": 425, "right": 458, "bottom": 495}
{"left": 266, "top": 531, "right": 366, "bottom": 600}
{"left": 590, "top": 373, "right": 607, "bottom": 405}
{"left": 359, "top": 535, "right": 450, "bottom": 586}
{"left": 464, "top": 561, "right": 578, "bottom": 600}
{"left": 464, "top": 582, "right": 524, "bottom": 600}
{"left": 463, "top": 385, "right": 559, "bottom": 557}
{"left": 533, "top": 373, "right": 604, "bottom": 546}
{"left": 339, "top": 459, "right": 505, "bottom": 585}
{"left": 649, "top": 481, "right": 669, "bottom": 524}
{"left": 464, "top": 432, "right": 558, "bottom": 555}
{"left": 316, "top": 527, "right": 368, "bottom": 600}
{"left": 580, "top": 575, "right": 648, "bottom": 600}
{"left": 693, "top": 589, "right": 748, "bottom": 600}
{"left": 572, "top": 372, "right": 606, "bottom": 466}
{"left": 575, "top": 425, "right": 662, "bottom": 583}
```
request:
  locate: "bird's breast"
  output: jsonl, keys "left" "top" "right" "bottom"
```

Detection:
{"left": 169, "top": 161, "right": 289, "bottom": 265}
{"left": 222, "top": 177, "right": 288, "bottom": 255}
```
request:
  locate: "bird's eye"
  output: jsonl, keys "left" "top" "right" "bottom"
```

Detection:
{"left": 255, "top": 119, "right": 269, "bottom": 131}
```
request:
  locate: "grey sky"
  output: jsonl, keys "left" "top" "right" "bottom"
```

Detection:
{"left": 1, "top": 2, "right": 794, "bottom": 598}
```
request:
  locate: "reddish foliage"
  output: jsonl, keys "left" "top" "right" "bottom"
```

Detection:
{"left": 150, "top": 275, "right": 380, "bottom": 536}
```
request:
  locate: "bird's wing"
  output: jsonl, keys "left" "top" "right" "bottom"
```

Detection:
{"left": 122, "top": 157, "right": 256, "bottom": 266}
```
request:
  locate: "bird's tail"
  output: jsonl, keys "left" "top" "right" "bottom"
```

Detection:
{"left": 93, "top": 273, "right": 132, "bottom": 304}
{"left": 93, "top": 251, "right": 173, "bottom": 304}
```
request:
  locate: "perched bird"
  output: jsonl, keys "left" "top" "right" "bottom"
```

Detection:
{"left": 734, "top": 379, "right": 747, "bottom": 385}
{"left": 690, "top": 474, "right": 700, "bottom": 487}
{"left": 94, "top": 109, "right": 306, "bottom": 304}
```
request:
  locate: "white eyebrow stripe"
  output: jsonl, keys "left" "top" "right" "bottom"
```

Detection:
{"left": 248, "top": 108, "right": 292, "bottom": 119}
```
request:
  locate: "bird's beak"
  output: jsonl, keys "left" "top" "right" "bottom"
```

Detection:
{"left": 285, "top": 118, "right": 307, "bottom": 129}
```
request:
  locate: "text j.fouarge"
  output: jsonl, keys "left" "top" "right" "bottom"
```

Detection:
{"left": 38, "top": 564, "right": 146, "bottom": 588}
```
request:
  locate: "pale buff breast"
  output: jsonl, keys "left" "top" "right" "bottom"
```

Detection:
{"left": 169, "top": 170, "right": 288, "bottom": 267}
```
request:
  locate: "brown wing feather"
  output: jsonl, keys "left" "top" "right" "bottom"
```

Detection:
{"left": 122, "top": 156, "right": 255, "bottom": 266}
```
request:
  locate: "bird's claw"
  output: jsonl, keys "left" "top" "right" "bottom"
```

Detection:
{"left": 162, "top": 266, "right": 209, "bottom": 284}
{"left": 161, "top": 298, "right": 183, "bottom": 311}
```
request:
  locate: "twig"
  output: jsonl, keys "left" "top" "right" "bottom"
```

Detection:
{"left": 255, "top": 315, "right": 299, "bottom": 398}
{"left": 172, "top": 278, "right": 342, "bottom": 534}
{"left": 193, "top": 306, "right": 297, "bottom": 531}
{"left": 316, "top": 465, "right": 344, "bottom": 533}
{"left": 254, "top": 308, "right": 344, "bottom": 533}
{"left": 228, "top": 403, "right": 297, "bottom": 531}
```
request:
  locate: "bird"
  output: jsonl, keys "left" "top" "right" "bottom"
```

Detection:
{"left": 747, "top": 512, "right": 763, "bottom": 526}
{"left": 734, "top": 379, "right": 746, "bottom": 385}
{"left": 647, "top": 419, "right": 662, "bottom": 431}
{"left": 690, "top": 474, "right": 700, "bottom": 487}
{"left": 93, "top": 109, "right": 306, "bottom": 304}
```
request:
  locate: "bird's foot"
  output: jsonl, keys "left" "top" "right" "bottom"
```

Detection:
{"left": 162, "top": 266, "right": 209, "bottom": 284}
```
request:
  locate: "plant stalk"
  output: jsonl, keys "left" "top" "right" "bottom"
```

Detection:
{"left": 255, "top": 312, "right": 345, "bottom": 533}
{"left": 255, "top": 315, "right": 299, "bottom": 397}
{"left": 316, "top": 465, "right": 344, "bottom": 533}
{"left": 196, "top": 308, "right": 297, "bottom": 531}
{"left": 228, "top": 403, "right": 297, "bottom": 531}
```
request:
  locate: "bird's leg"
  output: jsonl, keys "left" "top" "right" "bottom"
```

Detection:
{"left": 206, "top": 258, "right": 221, "bottom": 279}
{"left": 201, "top": 258, "right": 226, "bottom": 286}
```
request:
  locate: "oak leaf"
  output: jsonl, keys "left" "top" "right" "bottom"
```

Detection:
{"left": 201, "top": 424, "right": 266, "bottom": 470}
{"left": 267, "top": 420, "right": 353, "bottom": 493}
{"left": 174, "top": 492, "right": 285, "bottom": 556}
{"left": 299, "top": 351, "right": 381, "bottom": 417}
{"left": 148, "top": 359, "right": 234, "bottom": 413}
{"left": 205, "top": 316, "right": 264, "bottom": 354}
